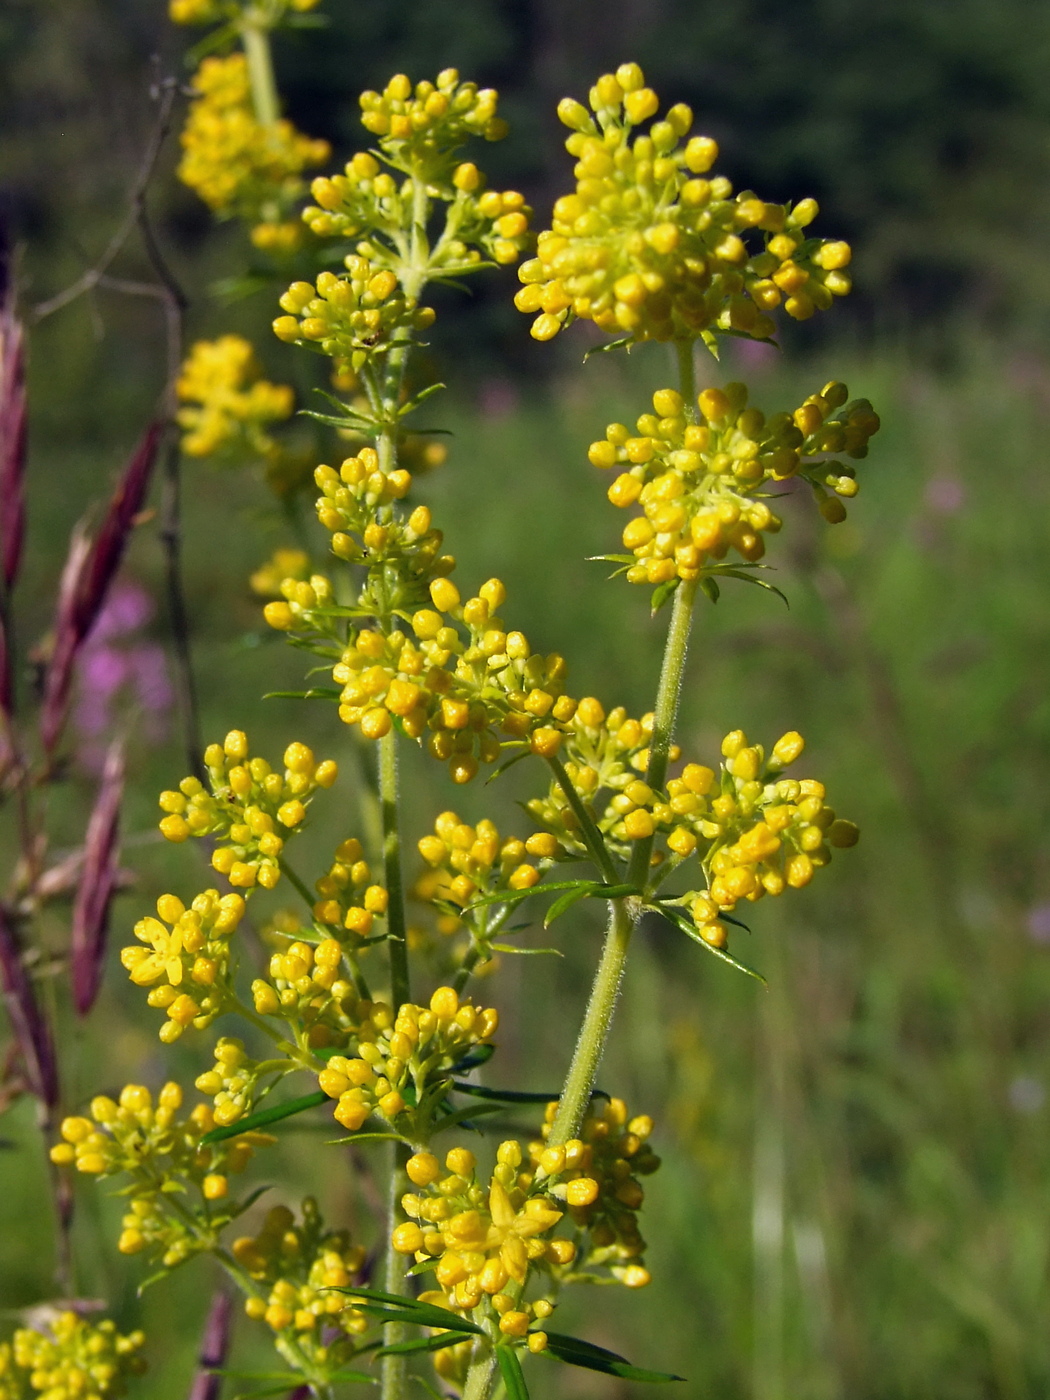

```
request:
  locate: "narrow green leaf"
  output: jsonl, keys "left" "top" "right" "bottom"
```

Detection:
{"left": 489, "top": 943, "right": 563, "bottom": 956}
{"left": 324, "top": 1132, "right": 409, "bottom": 1146}
{"left": 582, "top": 333, "right": 633, "bottom": 361}
{"left": 263, "top": 687, "right": 342, "bottom": 701}
{"left": 332, "top": 1287, "right": 482, "bottom": 1335}
{"left": 585, "top": 553, "right": 635, "bottom": 565}
{"left": 700, "top": 577, "right": 721, "bottom": 604}
{"left": 200, "top": 1091, "right": 327, "bottom": 1146}
{"left": 700, "top": 328, "right": 720, "bottom": 360}
{"left": 432, "top": 1101, "right": 507, "bottom": 1132}
{"left": 544, "top": 1332, "right": 684, "bottom": 1382}
{"left": 706, "top": 568, "right": 789, "bottom": 607}
{"left": 376, "top": 1333, "right": 468, "bottom": 1358}
{"left": 543, "top": 882, "right": 599, "bottom": 928}
{"left": 496, "top": 1346, "right": 531, "bottom": 1400}
{"left": 465, "top": 879, "right": 585, "bottom": 912}
{"left": 597, "top": 883, "right": 642, "bottom": 899}
{"left": 662, "top": 909, "right": 766, "bottom": 985}
{"left": 484, "top": 747, "right": 530, "bottom": 784}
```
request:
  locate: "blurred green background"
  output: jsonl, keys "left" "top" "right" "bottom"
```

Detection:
{"left": 3, "top": 2, "right": 1050, "bottom": 1398}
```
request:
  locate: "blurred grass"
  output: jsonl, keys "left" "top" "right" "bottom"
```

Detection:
{"left": 4, "top": 328, "right": 1050, "bottom": 1398}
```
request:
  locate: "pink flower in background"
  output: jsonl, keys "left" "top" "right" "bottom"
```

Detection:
{"left": 73, "top": 580, "right": 173, "bottom": 770}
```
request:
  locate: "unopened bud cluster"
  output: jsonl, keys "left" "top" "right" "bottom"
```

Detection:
{"left": 234, "top": 1199, "right": 368, "bottom": 1349}
{"left": 317, "top": 985, "right": 498, "bottom": 1133}
{"left": 593, "top": 381, "right": 879, "bottom": 584}
{"left": 517, "top": 62, "right": 851, "bottom": 344}
{"left": 158, "top": 732, "right": 337, "bottom": 889}
{"left": 0, "top": 1313, "right": 145, "bottom": 1400}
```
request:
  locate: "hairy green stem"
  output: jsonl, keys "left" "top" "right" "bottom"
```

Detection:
{"left": 461, "top": 1340, "right": 499, "bottom": 1400}
{"left": 548, "top": 337, "right": 702, "bottom": 1148}
{"left": 241, "top": 20, "right": 280, "bottom": 125}
{"left": 547, "top": 896, "right": 636, "bottom": 1145}
{"left": 381, "top": 1141, "right": 410, "bottom": 1400}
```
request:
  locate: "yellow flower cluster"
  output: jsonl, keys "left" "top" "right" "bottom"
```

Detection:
{"left": 158, "top": 732, "right": 338, "bottom": 889}
{"left": 314, "top": 577, "right": 575, "bottom": 783}
{"left": 317, "top": 986, "right": 498, "bottom": 1133}
{"left": 235, "top": 1200, "right": 367, "bottom": 1340}
{"left": 0, "top": 1314, "right": 145, "bottom": 1400}
{"left": 417, "top": 811, "right": 559, "bottom": 905}
{"left": 592, "top": 382, "right": 880, "bottom": 585}
{"left": 359, "top": 70, "right": 506, "bottom": 163}
{"left": 393, "top": 1143, "right": 565, "bottom": 1340}
{"left": 273, "top": 259, "right": 436, "bottom": 369}
{"left": 51, "top": 1083, "right": 270, "bottom": 1266}
{"left": 674, "top": 729, "right": 858, "bottom": 945}
{"left": 249, "top": 936, "right": 358, "bottom": 1041}
{"left": 517, "top": 62, "right": 851, "bottom": 344}
{"left": 261, "top": 450, "right": 450, "bottom": 619}
{"left": 176, "top": 336, "right": 294, "bottom": 462}
{"left": 532, "top": 1097, "right": 659, "bottom": 1286}
{"left": 310, "top": 837, "right": 389, "bottom": 937}
{"left": 120, "top": 890, "right": 246, "bottom": 1043}
{"left": 170, "top": 0, "right": 320, "bottom": 23}
{"left": 250, "top": 547, "right": 311, "bottom": 597}
{"left": 303, "top": 148, "right": 530, "bottom": 271}
{"left": 525, "top": 698, "right": 675, "bottom": 855}
{"left": 194, "top": 1037, "right": 264, "bottom": 1127}
{"left": 177, "top": 54, "right": 329, "bottom": 248}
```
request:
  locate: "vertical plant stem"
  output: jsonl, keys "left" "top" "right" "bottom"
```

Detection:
{"left": 548, "top": 335, "right": 702, "bottom": 1147}
{"left": 241, "top": 19, "right": 280, "bottom": 125}
{"left": 381, "top": 1142, "right": 410, "bottom": 1400}
{"left": 378, "top": 730, "right": 409, "bottom": 1010}
{"left": 547, "top": 896, "right": 636, "bottom": 1145}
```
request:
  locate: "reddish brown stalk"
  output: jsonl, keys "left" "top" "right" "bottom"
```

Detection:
{"left": 40, "top": 423, "right": 162, "bottom": 755}
{"left": 70, "top": 739, "right": 125, "bottom": 1015}
{"left": 186, "top": 1290, "right": 233, "bottom": 1400}
{"left": 0, "top": 902, "right": 58, "bottom": 1110}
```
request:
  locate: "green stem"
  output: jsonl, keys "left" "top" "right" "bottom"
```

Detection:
{"left": 241, "top": 19, "right": 280, "bottom": 125}
{"left": 547, "top": 897, "right": 636, "bottom": 1145}
{"left": 626, "top": 575, "right": 699, "bottom": 889}
{"left": 545, "top": 754, "right": 622, "bottom": 885}
{"left": 381, "top": 1140, "right": 410, "bottom": 1400}
{"left": 278, "top": 857, "right": 316, "bottom": 915}
{"left": 379, "top": 729, "right": 410, "bottom": 1009}
{"left": 461, "top": 1341, "right": 499, "bottom": 1400}
{"left": 675, "top": 335, "right": 697, "bottom": 410}
{"left": 546, "top": 336, "right": 702, "bottom": 1149}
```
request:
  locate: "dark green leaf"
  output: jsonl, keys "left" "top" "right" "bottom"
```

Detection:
{"left": 700, "top": 577, "right": 721, "bottom": 604}
{"left": 585, "top": 553, "right": 636, "bottom": 565}
{"left": 449, "top": 1043, "right": 496, "bottom": 1073}
{"left": 200, "top": 1091, "right": 327, "bottom": 1146}
{"left": 451, "top": 1082, "right": 559, "bottom": 1104}
{"left": 432, "top": 1101, "right": 507, "bottom": 1132}
{"left": 544, "top": 1332, "right": 684, "bottom": 1382}
{"left": 497, "top": 1346, "right": 531, "bottom": 1400}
